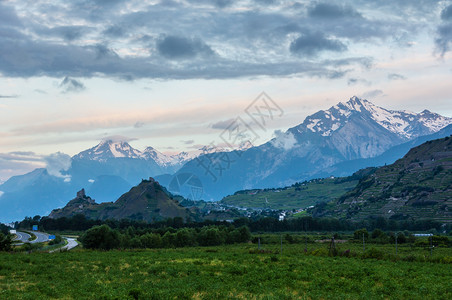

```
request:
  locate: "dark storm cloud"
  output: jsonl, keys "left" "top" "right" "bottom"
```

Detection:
{"left": 290, "top": 32, "right": 347, "bottom": 56}
{"left": 308, "top": 3, "right": 362, "bottom": 19}
{"left": 59, "top": 77, "right": 86, "bottom": 93}
{"left": 441, "top": 4, "right": 452, "bottom": 20}
{"left": 156, "top": 36, "right": 214, "bottom": 59}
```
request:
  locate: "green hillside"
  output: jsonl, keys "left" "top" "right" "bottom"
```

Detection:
{"left": 50, "top": 178, "right": 196, "bottom": 222}
{"left": 220, "top": 176, "right": 361, "bottom": 211}
{"left": 326, "top": 136, "right": 452, "bottom": 223}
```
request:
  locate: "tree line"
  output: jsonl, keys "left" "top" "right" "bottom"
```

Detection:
{"left": 79, "top": 224, "right": 252, "bottom": 250}
{"left": 15, "top": 214, "right": 449, "bottom": 233}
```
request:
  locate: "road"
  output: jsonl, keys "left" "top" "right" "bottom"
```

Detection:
{"left": 50, "top": 237, "right": 78, "bottom": 253}
{"left": 13, "top": 231, "right": 31, "bottom": 243}
{"left": 13, "top": 231, "right": 78, "bottom": 252}
{"left": 13, "top": 231, "right": 50, "bottom": 244}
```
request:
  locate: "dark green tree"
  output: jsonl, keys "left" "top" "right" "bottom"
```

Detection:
{"left": 0, "top": 233, "right": 12, "bottom": 251}
{"left": 79, "top": 224, "right": 120, "bottom": 250}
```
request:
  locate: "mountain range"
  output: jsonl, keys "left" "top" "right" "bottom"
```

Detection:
{"left": 169, "top": 97, "right": 452, "bottom": 200}
{"left": 0, "top": 96, "right": 451, "bottom": 222}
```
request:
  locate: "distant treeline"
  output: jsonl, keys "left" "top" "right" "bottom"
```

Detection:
{"left": 16, "top": 214, "right": 450, "bottom": 233}
{"left": 79, "top": 224, "right": 251, "bottom": 250}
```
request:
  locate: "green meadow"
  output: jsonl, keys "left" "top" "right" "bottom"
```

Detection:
{"left": 1, "top": 243, "right": 451, "bottom": 299}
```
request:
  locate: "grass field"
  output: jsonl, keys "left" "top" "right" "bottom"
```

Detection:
{"left": 1, "top": 242, "right": 451, "bottom": 299}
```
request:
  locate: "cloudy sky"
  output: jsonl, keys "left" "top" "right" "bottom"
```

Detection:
{"left": 0, "top": 0, "right": 451, "bottom": 181}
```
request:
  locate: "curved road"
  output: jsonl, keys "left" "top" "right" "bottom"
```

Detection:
{"left": 13, "top": 231, "right": 31, "bottom": 243}
{"left": 50, "top": 237, "right": 78, "bottom": 253}
{"left": 13, "top": 231, "right": 50, "bottom": 244}
{"left": 13, "top": 231, "right": 78, "bottom": 252}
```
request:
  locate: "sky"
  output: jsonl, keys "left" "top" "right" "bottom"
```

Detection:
{"left": 0, "top": 0, "right": 452, "bottom": 181}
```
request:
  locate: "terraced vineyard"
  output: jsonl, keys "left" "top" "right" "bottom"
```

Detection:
{"left": 332, "top": 137, "right": 452, "bottom": 222}
{"left": 220, "top": 177, "right": 358, "bottom": 210}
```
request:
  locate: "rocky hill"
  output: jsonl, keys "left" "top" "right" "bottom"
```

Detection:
{"left": 322, "top": 136, "right": 452, "bottom": 223}
{"left": 49, "top": 178, "right": 197, "bottom": 222}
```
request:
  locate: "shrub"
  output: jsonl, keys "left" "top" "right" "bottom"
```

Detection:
{"left": 354, "top": 228, "right": 369, "bottom": 240}
{"left": 362, "top": 248, "right": 385, "bottom": 260}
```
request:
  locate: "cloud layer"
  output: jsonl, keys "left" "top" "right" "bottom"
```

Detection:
{"left": 0, "top": 0, "right": 448, "bottom": 81}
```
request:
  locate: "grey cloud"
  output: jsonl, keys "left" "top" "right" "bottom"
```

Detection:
{"left": 134, "top": 121, "right": 145, "bottom": 128}
{"left": 101, "top": 135, "right": 137, "bottom": 143}
{"left": 156, "top": 35, "right": 214, "bottom": 59}
{"left": 181, "top": 140, "right": 195, "bottom": 145}
{"left": 186, "top": 0, "right": 235, "bottom": 8}
{"left": 43, "top": 152, "right": 72, "bottom": 179}
{"left": 290, "top": 32, "right": 347, "bottom": 56}
{"left": 308, "top": 3, "right": 362, "bottom": 19}
{"left": 0, "top": 151, "right": 41, "bottom": 162}
{"left": 0, "top": 95, "right": 18, "bottom": 98}
{"left": 103, "top": 25, "right": 126, "bottom": 38}
{"left": 36, "top": 25, "right": 91, "bottom": 41}
{"left": 214, "top": 0, "right": 235, "bottom": 8}
{"left": 388, "top": 73, "right": 406, "bottom": 80}
{"left": 441, "top": 4, "right": 452, "bottom": 20}
{"left": 211, "top": 118, "right": 236, "bottom": 130}
{"left": 59, "top": 77, "right": 86, "bottom": 93}
{"left": 347, "top": 78, "right": 371, "bottom": 86}
{"left": 360, "top": 89, "right": 384, "bottom": 99}
{"left": 0, "top": 3, "right": 22, "bottom": 27}
{"left": 271, "top": 130, "right": 297, "bottom": 150}
{"left": 435, "top": 23, "right": 452, "bottom": 56}
{"left": 0, "top": 0, "right": 435, "bottom": 80}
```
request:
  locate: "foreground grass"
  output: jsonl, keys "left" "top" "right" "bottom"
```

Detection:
{"left": 1, "top": 244, "right": 451, "bottom": 299}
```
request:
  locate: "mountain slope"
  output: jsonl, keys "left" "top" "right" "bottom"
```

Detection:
{"left": 174, "top": 97, "right": 451, "bottom": 200}
{"left": 49, "top": 178, "right": 196, "bottom": 222}
{"left": 0, "top": 169, "right": 73, "bottom": 222}
{"left": 326, "top": 136, "right": 452, "bottom": 223}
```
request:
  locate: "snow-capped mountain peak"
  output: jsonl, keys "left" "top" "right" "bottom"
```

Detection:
{"left": 142, "top": 146, "right": 175, "bottom": 166}
{"left": 74, "top": 140, "right": 142, "bottom": 161}
{"left": 299, "top": 96, "right": 451, "bottom": 139}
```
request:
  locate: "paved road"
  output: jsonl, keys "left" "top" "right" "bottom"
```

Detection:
{"left": 13, "top": 231, "right": 78, "bottom": 252}
{"left": 50, "top": 237, "right": 78, "bottom": 253}
{"left": 13, "top": 231, "right": 50, "bottom": 244}
{"left": 13, "top": 231, "right": 31, "bottom": 243}
{"left": 32, "top": 231, "right": 50, "bottom": 243}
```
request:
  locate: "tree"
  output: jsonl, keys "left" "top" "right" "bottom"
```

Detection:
{"left": 354, "top": 228, "right": 369, "bottom": 240}
{"left": 79, "top": 225, "right": 120, "bottom": 250}
{"left": 0, "top": 233, "right": 12, "bottom": 251}
{"left": 234, "top": 226, "right": 252, "bottom": 243}
{"left": 371, "top": 229, "right": 385, "bottom": 239}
